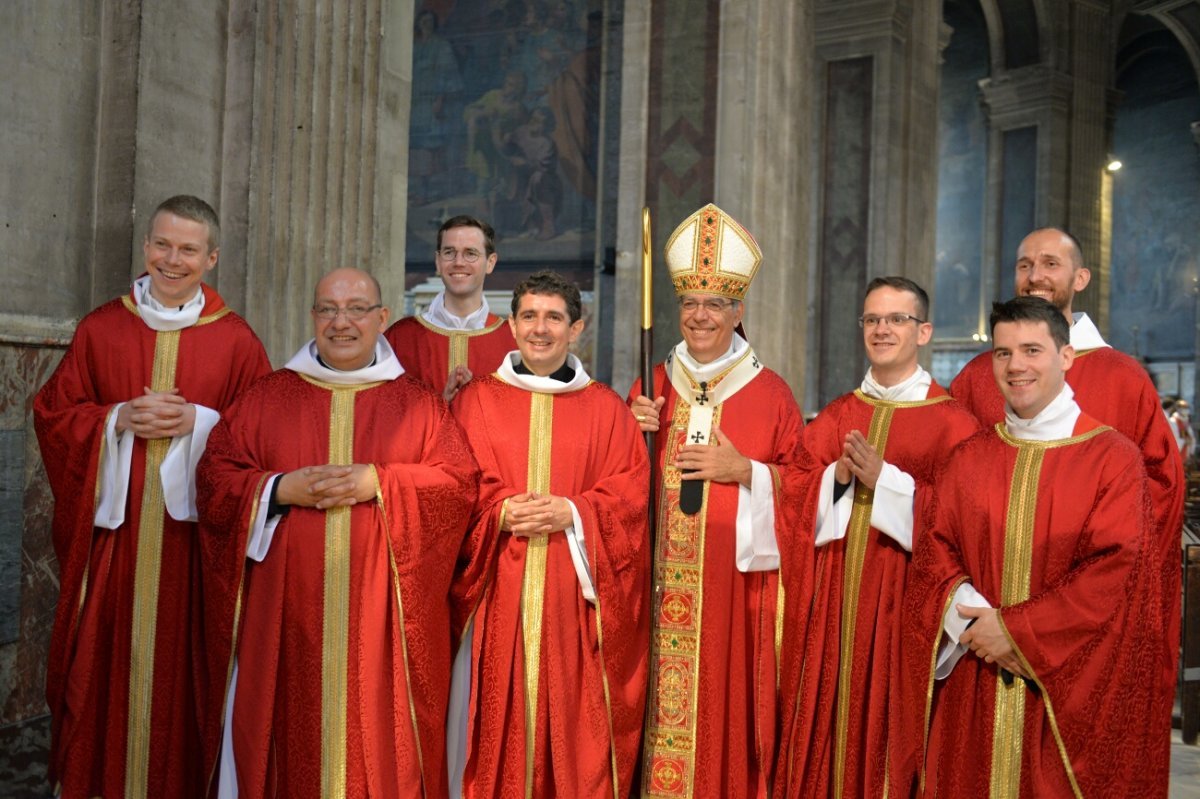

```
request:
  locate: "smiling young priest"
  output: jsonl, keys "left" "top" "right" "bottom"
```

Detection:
{"left": 449, "top": 270, "right": 650, "bottom": 798}
{"left": 896, "top": 296, "right": 1164, "bottom": 797}
{"left": 196, "top": 268, "right": 481, "bottom": 798}
{"left": 775, "top": 277, "right": 979, "bottom": 799}
{"left": 629, "top": 203, "right": 806, "bottom": 798}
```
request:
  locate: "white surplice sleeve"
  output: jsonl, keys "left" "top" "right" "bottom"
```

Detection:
{"left": 94, "top": 404, "right": 134, "bottom": 530}
{"left": 563, "top": 499, "right": 597, "bottom": 603}
{"left": 735, "top": 460, "right": 780, "bottom": 572}
{"left": 161, "top": 404, "right": 220, "bottom": 522}
{"left": 934, "top": 583, "right": 992, "bottom": 679}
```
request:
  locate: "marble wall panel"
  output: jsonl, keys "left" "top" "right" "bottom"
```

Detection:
{"left": 817, "top": 56, "right": 873, "bottom": 407}
{"left": 0, "top": 343, "right": 65, "bottom": 727}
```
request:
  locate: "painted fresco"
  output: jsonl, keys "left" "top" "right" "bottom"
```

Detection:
{"left": 1111, "top": 46, "right": 1200, "bottom": 361}
{"left": 407, "top": 1, "right": 600, "bottom": 277}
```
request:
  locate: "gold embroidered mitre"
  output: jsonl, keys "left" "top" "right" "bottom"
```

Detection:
{"left": 664, "top": 203, "right": 762, "bottom": 300}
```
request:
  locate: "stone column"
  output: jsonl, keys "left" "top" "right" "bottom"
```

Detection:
{"left": 715, "top": 0, "right": 815, "bottom": 397}
{"left": 810, "top": 0, "right": 942, "bottom": 408}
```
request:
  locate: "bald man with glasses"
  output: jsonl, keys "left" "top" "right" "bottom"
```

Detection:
{"left": 385, "top": 215, "right": 516, "bottom": 403}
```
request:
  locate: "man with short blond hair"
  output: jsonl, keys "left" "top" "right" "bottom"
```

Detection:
{"left": 34, "top": 195, "right": 270, "bottom": 798}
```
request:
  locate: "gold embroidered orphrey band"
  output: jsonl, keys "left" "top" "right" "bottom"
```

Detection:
{"left": 124, "top": 329, "right": 180, "bottom": 798}
{"left": 642, "top": 399, "right": 721, "bottom": 797}
{"left": 521, "top": 393, "right": 554, "bottom": 798}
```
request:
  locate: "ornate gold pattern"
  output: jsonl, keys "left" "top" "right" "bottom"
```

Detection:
{"left": 124, "top": 329, "right": 180, "bottom": 798}
{"left": 988, "top": 442, "right": 1043, "bottom": 799}
{"left": 832, "top": 403, "right": 895, "bottom": 799}
{"left": 521, "top": 393, "right": 554, "bottom": 798}
{"left": 642, "top": 400, "right": 719, "bottom": 798}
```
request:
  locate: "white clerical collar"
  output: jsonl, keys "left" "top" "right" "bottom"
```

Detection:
{"left": 285, "top": 337, "right": 404, "bottom": 385}
{"left": 133, "top": 274, "right": 206, "bottom": 331}
{"left": 421, "top": 291, "right": 492, "bottom": 331}
{"left": 674, "top": 332, "right": 749, "bottom": 384}
{"left": 861, "top": 365, "right": 931, "bottom": 402}
{"left": 496, "top": 352, "right": 591, "bottom": 394}
{"left": 1069, "top": 312, "right": 1109, "bottom": 350}
{"left": 1003, "top": 383, "right": 1080, "bottom": 441}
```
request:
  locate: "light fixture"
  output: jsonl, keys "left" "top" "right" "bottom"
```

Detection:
{"left": 1106, "top": 157, "right": 1123, "bottom": 172}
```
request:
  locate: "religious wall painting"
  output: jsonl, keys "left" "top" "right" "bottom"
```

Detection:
{"left": 406, "top": 0, "right": 602, "bottom": 286}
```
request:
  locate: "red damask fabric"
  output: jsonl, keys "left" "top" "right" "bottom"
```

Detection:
{"left": 631, "top": 364, "right": 806, "bottom": 798}
{"left": 453, "top": 375, "right": 650, "bottom": 798}
{"left": 33, "top": 284, "right": 269, "bottom": 798}
{"left": 197, "top": 371, "right": 479, "bottom": 798}
{"left": 384, "top": 314, "right": 515, "bottom": 391}
{"left": 896, "top": 417, "right": 1165, "bottom": 797}
{"left": 775, "top": 384, "right": 978, "bottom": 798}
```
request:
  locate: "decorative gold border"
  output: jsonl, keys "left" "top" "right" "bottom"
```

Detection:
{"left": 994, "top": 423, "right": 1110, "bottom": 450}
{"left": 520, "top": 392, "right": 554, "bottom": 798}
{"left": 642, "top": 401, "right": 718, "bottom": 798}
{"left": 918, "top": 576, "right": 968, "bottom": 794}
{"left": 852, "top": 388, "right": 954, "bottom": 409}
{"left": 987, "top": 443, "right": 1043, "bottom": 798}
{"left": 377, "top": 464, "right": 429, "bottom": 798}
{"left": 125, "top": 329, "right": 181, "bottom": 798}
{"left": 204, "top": 471, "right": 269, "bottom": 796}
{"left": 832, "top": 404, "right": 895, "bottom": 799}
{"left": 1000, "top": 616, "right": 1083, "bottom": 798}
{"left": 120, "top": 292, "right": 232, "bottom": 325}
{"left": 320, "top": 387, "right": 357, "bottom": 799}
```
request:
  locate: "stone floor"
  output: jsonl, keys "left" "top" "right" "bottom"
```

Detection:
{"left": 3, "top": 715, "right": 1200, "bottom": 796}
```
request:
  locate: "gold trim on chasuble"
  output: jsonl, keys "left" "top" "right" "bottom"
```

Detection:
{"left": 986, "top": 425, "right": 1110, "bottom": 799}
{"left": 642, "top": 400, "right": 721, "bottom": 798}
{"left": 521, "top": 392, "right": 554, "bottom": 799}
{"left": 124, "top": 329, "right": 180, "bottom": 798}
{"left": 831, "top": 401, "right": 895, "bottom": 799}
{"left": 322, "top": 387, "right": 358, "bottom": 799}
{"left": 414, "top": 314, "right": 507, "bottom": 374}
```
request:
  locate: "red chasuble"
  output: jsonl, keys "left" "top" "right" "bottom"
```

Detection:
{"left": 452, "top": 374, "right": 650, "bottom": 798}
{"left": 950, "top": 346, "right": 1185, "bottom": 755}
{"left": 897, "top": 418, "right": 1164, "bottom": 797}
{"left": 384, "top": 314, "right": 515, "bottom": 390}
{"left": 32, "top": 284, "right": 269, "bottom": 799}
{"left": 630, "top": 363, "right": 806, "bottom": 798}
{"left": 196, "top": 371, "right": 479, "bottom": 799}
{"left": 776, "top": 383, "right": 978, "bottom": 799}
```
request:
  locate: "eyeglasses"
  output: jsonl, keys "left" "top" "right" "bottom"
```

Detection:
{"left": 679, "top": 297, "right": 735, "bottom": 314}
{"left": 312, "top": 304, "right": 382, "bottom": 320}
{"left": 858, "top": 313, "right": 926, "bottom": 328}
{"left": 437, "top": 247, "right": 484, "bottom": 263}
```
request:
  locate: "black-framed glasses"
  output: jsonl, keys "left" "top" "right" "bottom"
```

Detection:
{"left": 312, "top": 304, "right": 382, "bottom": 320}
{"left": 858, "top": 313, "right": 926, "bottom": 328}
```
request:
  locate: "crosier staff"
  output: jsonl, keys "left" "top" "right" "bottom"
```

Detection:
{"left": 641, "top": 206, "right": 655, "bottom": 528}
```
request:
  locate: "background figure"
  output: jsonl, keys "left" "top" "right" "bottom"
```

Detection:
{"left": 503, "top": 107, "right": 562, "bottom": 240}
{"left": 409, "top": 10, "right": 464, "bottom": 205}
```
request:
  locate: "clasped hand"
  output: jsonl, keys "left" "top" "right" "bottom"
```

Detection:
{"left": 834, "top": 430, "right": 882, "bottom": 490}
{"left": 957, "top": 605, "right": 1030, "bottom": 679}
{"left": 276, "top": 464, "right": 376, "bottom": 510}
{"left": 116, "top": 386, "right": 197, "bottom": 439}
{"left": 503, "top": 492, "right": 573, "bottom": 536}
